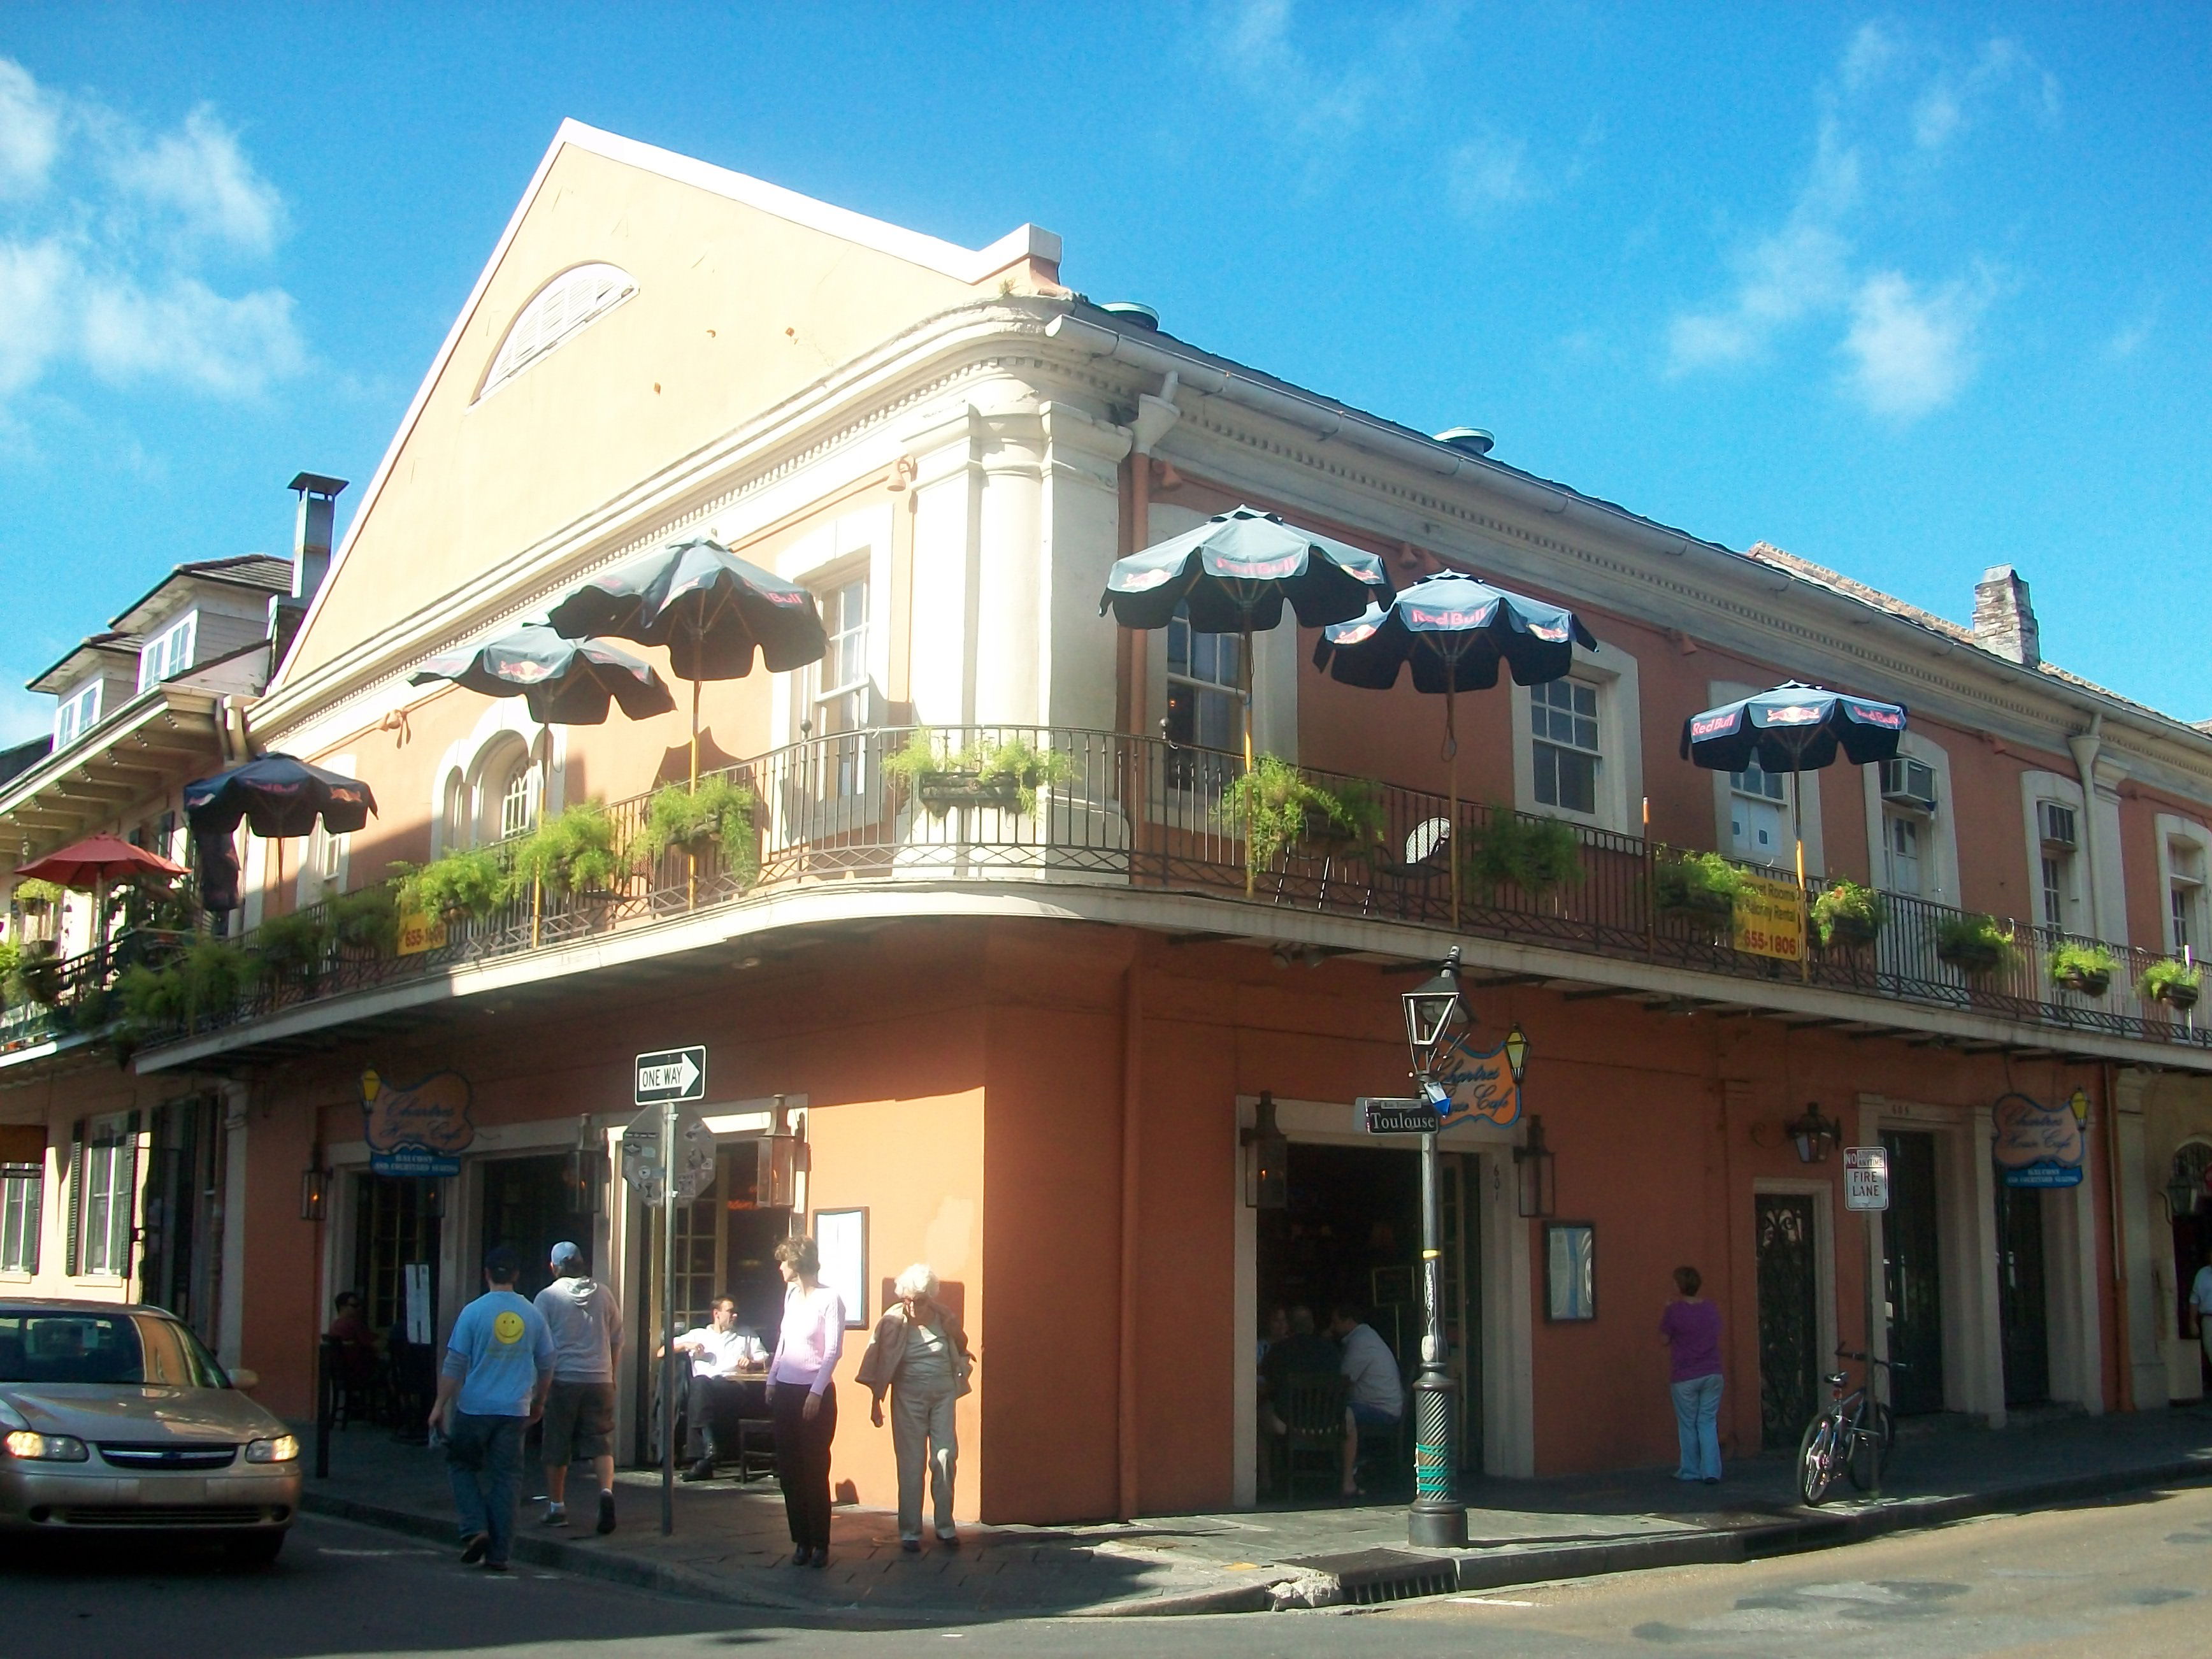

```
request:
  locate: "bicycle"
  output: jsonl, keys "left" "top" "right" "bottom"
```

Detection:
{"left": 1795, "top": 1348, "right": 1902, "bottom": 1506}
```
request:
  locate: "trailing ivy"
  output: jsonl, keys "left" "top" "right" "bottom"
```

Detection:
{"left": 1460, "top": 807, "right": 1584, "bottom": 900}
{"left": 393, "top": 847, "right": 510, "bottom": 924}
{"left": 1811, "top": 879, "right": 1887, "bottom": 949}
{"left": 1935, "top": 912, "right": 2019, "bottom": 978}
{"left": 510, "top": 800, "right": 625, "bottom": 899}
{"left": 640, "top": 776, "right": 759, "bottom": 885}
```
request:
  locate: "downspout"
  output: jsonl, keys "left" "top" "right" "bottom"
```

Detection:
{"left": 1116, "top": 954, "right": 1143, "bottom": 1520}
{"left": 2067, "top": 714, "right": 2106, "bottom": 938}
{"left": 1121, "top": 372, "right": 1181, "bottom": 743}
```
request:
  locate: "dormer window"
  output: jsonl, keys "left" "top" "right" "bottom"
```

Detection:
{"left": 476, "top": 264, "right": 638, "bottom": 402}
{"left": 137, "top": 612, "right": 198, "bottom": 693}
{"left": 53, "top": 681, "right": 101, "bottom": 747}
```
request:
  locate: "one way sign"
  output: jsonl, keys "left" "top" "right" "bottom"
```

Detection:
{"left": 634, "top": 1046, "right": 707, "bottom": 1106}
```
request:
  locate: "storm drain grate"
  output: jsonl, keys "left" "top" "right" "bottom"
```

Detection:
{"left": 1283, "top": 1547, "right": 1461, "bottom": 1606}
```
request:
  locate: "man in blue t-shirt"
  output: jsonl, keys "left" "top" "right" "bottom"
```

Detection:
{"left": 427, "top": 1245, "right": 555, "bottom": 1570}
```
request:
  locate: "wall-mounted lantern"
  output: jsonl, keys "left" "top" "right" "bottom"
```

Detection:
{"left": 1786, "top": 1102, "right": 1842, "bottom": 1165}
{"left": 1514, "top": 1115, "right": 1556, "bottom": 1218}
{"left": 299, "top": 1151, "right": 329, "bottom": 1222}
{"left": 1242, "top": 1091, "right": 1289, "bottom": 1210}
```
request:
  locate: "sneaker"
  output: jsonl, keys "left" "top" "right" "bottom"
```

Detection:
{"left": 540, "top": 1506, "right": 569, "bottom": 1526}
{"left": 459, "top": 1532, "right": 490, "bottom": 1565}
{"left": 596, "top": 1491, "right": 617, "bottom": 1535}
{"left": 900, "top": 1538, "right": 921, "bottom": 1554}
{"left": 937, "top": 1530, "right": 959, "bottom": 1548}
{"left": 485, "top": 1560, "right": 510, "bottom": 1574}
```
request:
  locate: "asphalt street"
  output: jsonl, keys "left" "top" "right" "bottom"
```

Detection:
{"left": 3, "top": 1487, "right": 2209, "bottom": 1659}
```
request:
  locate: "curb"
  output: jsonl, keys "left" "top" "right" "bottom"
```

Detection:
{"left": 303, "top": 1454, "right": 2212, "bottom": 1621}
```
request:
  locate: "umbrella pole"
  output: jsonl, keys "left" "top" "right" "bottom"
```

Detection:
{"left": 1446, "top": 688, "right": 1460, "bottom": 930}
{"left": 1241, "top": 624, "right": 1257, "bottom": 897}
{"left": 687, "top": 663, "right": 701, "bottom": 910}
{"left": 1792, "top": 766, "right": 1809, "bottom": 982}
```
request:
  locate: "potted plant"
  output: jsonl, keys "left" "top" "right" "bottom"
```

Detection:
{"left": 329, "top": 884, "right": 400, "bottom": 956}
{"left": 512, "top": 800, "right": 626, "bottom": 900}
{"left": 1935, "top": 912, "right": 2018, "bottom": 979}
{"left": 1299, "top": 776, "right": 1390, "bottom": 859}
{"left": 1460, "top": 807, "right": 1585, "bottom": 901}
{"left": 253, "top": 906, "right": 337, "bottom": 990}
{"left": 2048, "top": 940, "right": 2116, "bottom": 997}
{"left": 640, "top": 775, "right": 760, "bottom": 886}
{"left": 8, "top": 944, "right": 64, "bottom": 1008}
{"left": 394, "top": 847, "right": 510, "bottom": 927}
{"left": 13, "top": 877, "right": 62, "bottom": 919}
{"left": 1219, "top": 754, "right": 1333, "bottom": 880}
{"left": 887, "top": 730, "right": 1074, "bottom": 816}
{"left": 1811, "top": 880, "right": 1887, "bottom": 951}
{"left": 2139, "top": 958, "right": 2202, "bottom": 1012}
{"left": 1653, "top": 849, "right": 1746, "bottom": 920}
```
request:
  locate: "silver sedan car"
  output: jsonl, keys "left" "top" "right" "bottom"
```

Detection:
{"left": 0, "top": 1298, "right": 300, "bottom": 1562}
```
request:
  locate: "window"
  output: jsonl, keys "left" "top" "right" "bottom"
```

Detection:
{"left": 0, "top": 1163, "right": 39, "bottom": 1274}
{"left": 440, "top": 772, "right": 466, "bottom": 855}
{"left": 76, "top": 1114, "right": 136, "bottom": 1279}
{"left": 137, "top": 613, "right": 197, "bottom": 693}
{"left": 52, "top": 680, "right": 100, "bottom": 747}
{"left": 478, "top": 264, "right": 638, "bottom": 401}
{"left": 1884, "top": 812, "right": 1925, "bottom": 897}
{"left": 1164, "top": 605, "right": 1244, "bottom": 793}
{"left": 2172, "top": 840, "right": 2206, "bottom": 954}
{"left": 1530, "top": 678, "right": 1600, "bottom": 816}
{"left": 497, "top": 759, "right": 538, "bottom": 842}
{"left": 805, "top": 575, "right": 872, "bottom": 798}
{"left": 308, "top": 821, "right": 343, "bottom": 884}
{"left": 2035, "top": 800, "right": 2079, "bottom": 931}
{"left": 1730, "top": 758, "right": 1788, "bottom": 861}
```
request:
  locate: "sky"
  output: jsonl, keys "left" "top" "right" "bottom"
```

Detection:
{"left": 0, "top": 3, "right": 2206, "bottom": 741}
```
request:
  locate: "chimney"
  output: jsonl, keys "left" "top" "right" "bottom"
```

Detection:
{"left": 287, "top": 471, "right": 348, "bottom": 603}
{"left": 1972, "top": 564, "right": 2039, "bottom": 667}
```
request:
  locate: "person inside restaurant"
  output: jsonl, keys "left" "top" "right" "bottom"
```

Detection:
{"left": 668, "top": 1295, "right": 767, "bottom": 1481}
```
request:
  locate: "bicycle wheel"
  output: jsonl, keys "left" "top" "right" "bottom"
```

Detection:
{"left": 1847, "top": 1425, "right": 1883, "bottom": 1492}
{"left": 1871, "top": 1401, "right": 1896, "bottom": 1454}
{"left": 1796, "top": 1416, "right": 1839, "bottom": 1506}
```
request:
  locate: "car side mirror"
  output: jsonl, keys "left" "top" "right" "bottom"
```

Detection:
{"left": 228, "top": 1367, "right": 260, "bottom": 1390}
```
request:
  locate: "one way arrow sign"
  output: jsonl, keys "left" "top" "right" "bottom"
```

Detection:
{"left": 634, "top": 1045, "right": 707, "bottom": 1106}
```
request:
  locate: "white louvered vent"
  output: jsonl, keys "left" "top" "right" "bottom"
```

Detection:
{"left": 477, "top": 263, "right": 638, "bottom": 401}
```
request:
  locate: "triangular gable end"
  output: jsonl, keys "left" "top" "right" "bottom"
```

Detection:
{"left": 280, "top": 118, "right": 1060, "bottom": 689}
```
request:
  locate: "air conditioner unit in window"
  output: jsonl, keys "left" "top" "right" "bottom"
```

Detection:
{"left": 2038, "top": 801, "right": 2078, "bottom": 849}
{"left": 1880, "top": 758, "right": 1936, "bottom": 814}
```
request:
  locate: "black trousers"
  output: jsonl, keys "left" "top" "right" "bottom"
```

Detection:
{"left": 771, "top": 1379, "right": 837, "bottom": 1550}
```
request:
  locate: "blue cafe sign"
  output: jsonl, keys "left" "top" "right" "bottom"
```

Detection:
{"left": 1992, "top": 1091, "right": 2085, "bottom": 1189}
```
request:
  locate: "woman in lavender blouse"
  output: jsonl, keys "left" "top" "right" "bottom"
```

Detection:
{"left": 1660, "top": 1265, "right": 1723, "bottom": 1483}
{"left": 769, "top": 1235, "right": 845, "bottom": 1567}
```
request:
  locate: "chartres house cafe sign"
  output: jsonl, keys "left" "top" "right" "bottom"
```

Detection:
{"left": 1992, "top": 1090, "right": 2086, "bottom": 1189}
{"left": 361, "top": 1068, "right": 476, "bottom": 1177}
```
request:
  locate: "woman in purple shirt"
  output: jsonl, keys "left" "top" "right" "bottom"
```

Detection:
{"left": 1659, "top": 1265, "right": 1723, "bottom": 1483}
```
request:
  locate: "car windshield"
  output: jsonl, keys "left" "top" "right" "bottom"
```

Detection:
{"left": 0, "top": 1311, "right": 229, "bottom": 1388}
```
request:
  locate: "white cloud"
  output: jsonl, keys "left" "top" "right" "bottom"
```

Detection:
{"left": 1666, "top": 217, "right": 1852, "bottom": 373}
{"left": 1447, "top": 133, "right": 1533, "bottom": 217}
{"left": 106, "top": 104, "right": 286, "bottom": 255}
{"left": 1210, "top": 0, "right": 1470, "bottom": 163}
{"left": 1841, "top": 21, "right": 1902, "bottom": 93}
{"left": 1839, "top": 270, "right": 1987, "bottom": 418}
{"left": 2105, "top": 299, "right": 2159, "bottom": 361}
{"left": 0, "top": 59, "right": 59, "bottom": 198}
{"left": 0, "top": 59, "right": 302, "bottom": 408}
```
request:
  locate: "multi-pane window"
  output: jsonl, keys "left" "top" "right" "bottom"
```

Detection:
{"left": 78, "top": 1116, "right": 135, "bottom": 1278}
{"left": 1729, "top": 758, "right": 1787, "bottom": 861}
{"left": 1883, "top": 813, "right": 1925, "bottom": 897}
{"left": 807, "top": 576, "right": 872, "bottom": 798}
{"left": 497, "top": 759, "right": 538, "bottom": 842}
{"left": 2171, "top": 840, "right": 2206, "bottom": 955}
{"left": 136, "top": 613, "right": 198, "bottom": 693}
{"left": 2037, "top": 801, "right": 2078, "bottom": 931}
{"left": 53, "top": 680, "right": 101, "bottom": 747}
{"left": 1530, "top": 678, "right": 1600, "bottom": 816}
{"left": 1165, "top": 608, "right": 1243, "bottom": 753}
{"left": 1, "top": 1163, "right": 40, "bottom": 1274}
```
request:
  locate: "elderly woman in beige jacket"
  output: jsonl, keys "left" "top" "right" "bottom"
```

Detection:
{"left": 855, "top": 1263, "right": 972, "bottom": 1551}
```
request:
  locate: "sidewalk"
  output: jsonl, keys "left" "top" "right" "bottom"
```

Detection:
{"left": 296, "top": 1405, "right": 2212, "bottom": 1620}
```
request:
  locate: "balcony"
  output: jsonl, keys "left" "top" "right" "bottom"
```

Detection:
{"left": 96, "top": 725, "right": 2208, "bottom": 1068}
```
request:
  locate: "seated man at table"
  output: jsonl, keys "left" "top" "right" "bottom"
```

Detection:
{"left": 1258, "top": 1304, "right": 1341, "bottom": 1436}
{"left": 1330, "top": 1298, "right": 1404, "bottom": 1499}
{"left": 671, "top": 1296, "right": 766, "bottom": 1481}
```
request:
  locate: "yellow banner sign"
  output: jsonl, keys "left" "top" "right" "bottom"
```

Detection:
{"left": 1731, "top": 872, "right": 1804, "bottom": 962}
{"left": 396, "top": 909, "right": 448, "bottom": 957}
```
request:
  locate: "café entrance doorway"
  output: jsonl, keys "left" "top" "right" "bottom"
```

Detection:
{"left": 1256, "top": 1139, "right": 1482, "bottom": 1476}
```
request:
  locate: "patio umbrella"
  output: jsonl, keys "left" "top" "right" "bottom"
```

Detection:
{"left": 1314, "top": 571, "right": 1598, "bottom": 926}
{"left": 1680, "top": 682, "right": 1907, "bottom": 977}
{"left": 1102, "top": 506, "right": 1390, "bottom": 891}
{"left": 408, "top": 625, "right": 677, "bottom": 726}
{"left": 546, "top": 536, "right": 826, "bottom": 787}
{"left": 16, "top": 833, "right": 188, "bottom": 960}
{"left": 183, "top": 754, "right": 380, "bottom": 913}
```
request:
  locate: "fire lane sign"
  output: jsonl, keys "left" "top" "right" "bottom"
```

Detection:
{"left": 1844, "top": 1145, "right": 1890, "bottom": 1212}
{"left": 635, "top": 1046, "right": 707, "bottom": 1107}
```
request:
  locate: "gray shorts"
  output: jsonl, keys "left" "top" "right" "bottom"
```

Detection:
{"left": 542, "top": 1380, "right": 615, "bottom": 1463}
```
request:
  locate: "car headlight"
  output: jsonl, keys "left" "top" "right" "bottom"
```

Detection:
{"left": 244, "top": 1434, "right": 300, "bottom": 1464}
{"left": 4, "top": 1430, "right": 89, "bottom": 1462}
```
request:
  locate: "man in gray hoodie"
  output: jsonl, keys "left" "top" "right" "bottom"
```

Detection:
{"left": 533, "top": 1241, "right": 623, "bottom": 1533}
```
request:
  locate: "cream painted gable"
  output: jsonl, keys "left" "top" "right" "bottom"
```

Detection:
{"left": 284, "top": 121, "right": 1058, "bottom": 683}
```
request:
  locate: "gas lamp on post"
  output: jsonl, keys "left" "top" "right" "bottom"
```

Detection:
{"left": 1398, "top": 947, "right": 1469, "bottom": 1549}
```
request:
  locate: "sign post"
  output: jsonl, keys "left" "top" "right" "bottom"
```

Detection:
{"left": 625, "top": 1047, "right": 708, "bottom": 1537}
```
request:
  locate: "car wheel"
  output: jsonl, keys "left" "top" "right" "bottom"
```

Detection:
{"left": 224, "top": 1530, "right": 287, "bottom": 1567}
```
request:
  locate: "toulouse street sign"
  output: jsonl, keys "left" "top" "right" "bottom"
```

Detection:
{"left": 1360, "top": 1096, "right": 1443, "bottom": 1135}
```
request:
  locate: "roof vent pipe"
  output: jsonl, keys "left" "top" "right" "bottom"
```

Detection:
{"left": 1434, "top": 426, "right": 1495, "bottom": 458}
{"left": 287, "top": 471, "right": 348, "bottom": 604}
{"left": 1098, "top": 301, "right": 1160, "bottom": 331}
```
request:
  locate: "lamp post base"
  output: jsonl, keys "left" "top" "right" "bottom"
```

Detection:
{"left": 1408, "top": 1502, "right": 1469, "bottom": 1549}
{"left": 1407, "top": 1367, "right": 1466, "bottom": 1548}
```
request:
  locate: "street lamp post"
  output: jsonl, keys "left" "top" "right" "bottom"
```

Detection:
{"left": 1400, "top": 947, "right": 1470, "bottom": 1549}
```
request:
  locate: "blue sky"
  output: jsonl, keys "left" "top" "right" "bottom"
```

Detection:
{"left": 1, "top": 3, "right": 2206, "bottom": 740}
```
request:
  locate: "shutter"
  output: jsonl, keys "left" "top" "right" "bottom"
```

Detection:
{"left": 116, "top": 1112, "right": 142, "bottom": 1293}
{"left": 64, "top": 1117, "right": 84, "bottom": 1276}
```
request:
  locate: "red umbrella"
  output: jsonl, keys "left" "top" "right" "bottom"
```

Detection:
{"left": 17, "top": 833, "right": 188, "bottom": 959}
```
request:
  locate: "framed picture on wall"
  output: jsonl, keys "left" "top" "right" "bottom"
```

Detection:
{"left": 814, "top": 1207, "right": 867, "bottom": 1328}
{"left": 1545, "top": 1222, "right": 1596, "bottom": 1321}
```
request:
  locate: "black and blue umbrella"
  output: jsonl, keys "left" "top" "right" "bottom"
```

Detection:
{"left": 182, "top": 754, "right": 380, "bottom": 914}
{"left": 409, "top": 624, "right": 677, "bottom": 726}
{"left": 549, "top": 536, "right": 827, "bottom": 786}
{"left": 1316, "top": 571, "right": 1599, "bottom": 923}
{"left": 1681, "top": 681, "right": 1907, "bottom": 975}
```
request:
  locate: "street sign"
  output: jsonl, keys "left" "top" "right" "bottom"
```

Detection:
{"left": 634, "top": 1045, "right": 707, "bottom": 1106}
{"left": 620, "top": 1104, "right": 716, "bottom": 1206}
{"left": 1361, "top": 1096, "right": 1443, "bottom": 1135}
{"left": 1844, "top": 1145, "right": 1890, "bottom": 1212}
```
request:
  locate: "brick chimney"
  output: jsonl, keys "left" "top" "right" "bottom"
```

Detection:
{"left": 1972, "top": 564, "right": 2040, "bottom": 667}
